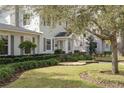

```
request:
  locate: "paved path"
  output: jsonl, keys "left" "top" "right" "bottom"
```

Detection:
{"left": 59, "top": 61, "right": 88, "bottom": 66}
{"left": 58, "top": 60, "right": 111, "bottom": 66}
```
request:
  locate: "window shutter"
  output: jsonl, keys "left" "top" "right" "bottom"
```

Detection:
{"left": 11, "top": 35, "right": 14, "bottom": 55}
{"left": 44, "top": 38, "right": 46, "bottom": 51}
{"left": 20, "top": 36, "right": 24, "bottom": 55}
{"left": 52, "top": 39, "right": 54, "bottom": 51}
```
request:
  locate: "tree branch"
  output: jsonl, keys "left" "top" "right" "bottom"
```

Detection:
{"left": 91, "top": 20, "right": 103, "bottom": 31}
{"left": 86, "top": 29, "right": 110, "bottom": 40}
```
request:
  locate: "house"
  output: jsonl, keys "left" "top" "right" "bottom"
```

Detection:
{"left": 0, "top": 6, "right": 43, "bottom": 55}
{"left": 0, "top": 6, "right": 111, "bottom": 56}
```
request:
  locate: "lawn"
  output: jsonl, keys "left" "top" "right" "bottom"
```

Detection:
{"left": 95, "top": 56, "right": 124, "bottom": 62}
{"left": 4, "top": 63, "right": 124, "bottom": 88}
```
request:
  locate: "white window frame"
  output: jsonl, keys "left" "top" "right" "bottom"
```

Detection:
{"left": 46, "top": 39, "right": 51, "bottom": 50}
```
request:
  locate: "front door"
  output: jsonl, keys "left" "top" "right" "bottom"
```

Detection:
{"left": 57, "top": 40, "right": 64, "bottom": 50}
{"left": 59, "top": 40, "right": 63, "bottom": 49}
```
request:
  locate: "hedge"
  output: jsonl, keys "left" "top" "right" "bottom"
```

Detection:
{"left": 58, "top": 54, "right": 92, "bottom": 62}
{"left": 0, "top": 54, "right": 92, "bottom": 64}
{"left": 0, "top": 58, "right": 59, "bottom": 83}
{"left": 0, "top": 54, "right": 58, "bottom": 64}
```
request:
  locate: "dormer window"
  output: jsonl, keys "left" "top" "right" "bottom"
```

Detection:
{"left": 23, "top": 13, "right": 31, "bottom": 26}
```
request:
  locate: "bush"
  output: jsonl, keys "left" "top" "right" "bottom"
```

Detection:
{"left": 74, "top": 50, "right": 80, "bottom": 54}
{"left": 79, "top": 54, "right": 92, "bottom": 60}
{"left": 0, "top": 58, "right": 59, "bottom": 83}
{"left": 19, "top": 40, "right": 37, "bottom": 54}
{"left": 58, "top": 55, "right": 78, "bottom": 62}
{"left": 54, "top": 49, "right": 65, "bottom": 54}
{"left": 0, "top": 54, "right": 58, "bottom": 65}
{"left": 58, "top": 54, "right": 92, "bottom": 62}
{"left": 0, "top": 67, "right": 15, "bottom": 81}
{"left": 104, "top": 51, "right": 112, "bottom": 56}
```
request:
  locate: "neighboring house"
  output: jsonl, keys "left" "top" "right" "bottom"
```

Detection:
{"left": 0, "top": 6, "right": 111, "bottom": 56}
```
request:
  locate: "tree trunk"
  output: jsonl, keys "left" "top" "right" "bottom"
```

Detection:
{"left": 111, "top": 34, "right": 119, "bottom": 74}
{"left": 119, "top": 31, "right": 124, "bottom": 56}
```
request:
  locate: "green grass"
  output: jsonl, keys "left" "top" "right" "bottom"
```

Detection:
{"left": 3, "top": 63, "right": 124, "bottom": 88}
{"left": 95, "top": 56, "right": 124, "bottom": 62}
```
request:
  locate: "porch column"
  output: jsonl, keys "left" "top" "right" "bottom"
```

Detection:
{"left": 65, "top": 39, "right": 69, "bottom": 53}
{"left": 39, "top": 34, "right": 43, "bottom": 54}
{"left": 8, "top": 35, "right": 11, "bottom": 55}
{"left": 37, "top": 35, "right": 40, "bottom": 54}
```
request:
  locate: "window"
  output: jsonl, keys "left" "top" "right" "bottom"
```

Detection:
{"left": 83, "top": 33, "right": 86, "bottom": 37}
{"left": 46, "top": 39, "right": 51, "bottom": 50}
{"left": 0, "top": 35, "right": 8, "bottom": 55}
{"left": 80, "top": 42, "right": 83, "bottom": 46}
{"left": 43, "top": 16, "right": 52, "bottom": 26}
{"left": 23, "top": 14, "right": 30, "bottom": 25}
{"left": 68, "top": 40, "right": 71, "bottom": 50}
{"left": 106, "top": 43, "right": 109, "bottom": 48}
{"left": 59, "top": 40, "right": 63, "bottom": 49}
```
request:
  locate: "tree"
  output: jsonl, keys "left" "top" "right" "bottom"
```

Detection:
{"left": 19, "top": 41, "right": 37, "bottom": 54}
{"left": 119, "top": 31, "right": 124, "bottom": 56}
{"left": 86, "top": 36, "right": 97, "bottom": 55}
{"left": 33, "top": 5, "right": 124, "bottom": 74}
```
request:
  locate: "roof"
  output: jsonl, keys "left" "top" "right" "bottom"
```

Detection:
{"left": 55, "top": 32, "right": 72, "bottom": 37}
{"left": 0, "top": 23, "right": 42, "bottom": 35}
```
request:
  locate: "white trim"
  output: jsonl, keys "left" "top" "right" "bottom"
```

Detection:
{"left": 0, "top": 29, "right": 43, "bottom": 35}
{"left": 54, "top": 33, "right": 74, "bottom": 39}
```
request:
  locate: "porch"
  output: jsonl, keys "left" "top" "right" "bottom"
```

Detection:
{"left": 54, "top": 32, "right": 75, "bottom": 53}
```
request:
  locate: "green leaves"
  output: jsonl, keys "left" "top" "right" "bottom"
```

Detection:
{"left": 32, "top": 5, "right": 124, "bottom": 39}
{"left": 19, "top": 40, "right": 36, "bottom": 49}
{"left": 0, "top": 40, "right": 5, "bottom": 52}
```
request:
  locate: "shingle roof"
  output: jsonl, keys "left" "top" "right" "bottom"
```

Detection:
{"left": 0, "top": 23, "right": 42, "bottom": 34}
{"left": 55, "top": 32, "right": 72, "bottom": 37}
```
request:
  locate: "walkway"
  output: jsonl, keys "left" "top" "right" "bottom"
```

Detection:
{"left": 59, "top": 60, "right": 98, "bottom": 66}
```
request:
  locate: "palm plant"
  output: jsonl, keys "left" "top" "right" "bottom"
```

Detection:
{"left": 0, "top": 40, "right": 5, "bottom": 53}
{"left": 19, "top": 41, "right": 37, "bottom": 54}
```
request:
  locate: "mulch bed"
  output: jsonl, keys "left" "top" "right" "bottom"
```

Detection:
{"left": 80, "top": 72, "right": 124, "bottom": 88}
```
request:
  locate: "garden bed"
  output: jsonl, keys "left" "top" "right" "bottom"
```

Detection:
{"left": 0, "top": 58, "right": 59, "bottom": 87}
{"left": 80, "top": 71, "right": 124, "bottom": 88}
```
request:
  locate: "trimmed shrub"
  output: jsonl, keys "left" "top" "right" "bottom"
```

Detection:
{"left": 74, "top": 50, "right": 80, "bottom": 54}
{"left": 58, "top": 54, "right": 92, "bottom": 62}
{"left": 104, "top": 51, "right": 112, "bottom": 56}
{"left": 0, "top": 67, "right": 15, "bottom": 81}
{"left": 0, "top": 58, "right": 59, "bottom": 83}
{"left": 54, "top": 49, "right": 65, "bottom": 54}
{"left": 0, "top": 54, "right": 58, "bottom": 65}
